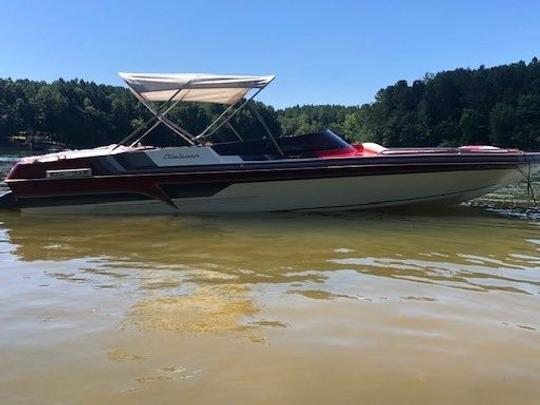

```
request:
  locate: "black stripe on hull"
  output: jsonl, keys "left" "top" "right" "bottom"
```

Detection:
{"left": 16, "top": 192, "right": 153, "bottom": 208}
{"left": 14, "top": 184, "right": 234, "bottom": 208}
{"left": 159, "top": 182, "right": 232, "bottom": 199}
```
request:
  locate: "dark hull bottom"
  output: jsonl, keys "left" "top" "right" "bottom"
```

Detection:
{"left": 0, "top": 192, "right": 17, "bottom": 209}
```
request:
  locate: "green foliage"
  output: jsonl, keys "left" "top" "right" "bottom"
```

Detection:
{"left": 0, "top": 78, "right": 281, "bottom": 147}
{"left": 1, "top": 58, "right": 540, "bottom": 149}
{"left": 360, "top": 58, "right": 540, "bottom": 149}
{"left": 276, "top": 58, "right": 540, "bottom": 149}
{"left": 277, "top": 104, "right": 358, "bottom": 138}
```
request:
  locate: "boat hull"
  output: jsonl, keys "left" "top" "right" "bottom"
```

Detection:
{"left": 13, "top": 165, "right": 534, "bottom": 215}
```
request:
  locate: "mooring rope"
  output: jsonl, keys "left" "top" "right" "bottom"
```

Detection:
{"left": 525, "top": 157, "right": 538, "bottom": 216}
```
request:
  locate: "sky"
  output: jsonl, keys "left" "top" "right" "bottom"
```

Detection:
{"left": 1, "top": 0, "right": 539, "bottom": 108}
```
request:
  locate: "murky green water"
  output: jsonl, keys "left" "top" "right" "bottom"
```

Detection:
{"left": 1, "top": 152, "right": 540, "bottom": 404}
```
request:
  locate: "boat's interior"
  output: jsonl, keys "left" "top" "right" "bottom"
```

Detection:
{"left": 210, "top": 129, "right": 361, "bottom": 159}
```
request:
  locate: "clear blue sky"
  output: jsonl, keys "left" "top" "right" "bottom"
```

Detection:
{"left": 1, "top": 0, "right": 539, "bottom": 108}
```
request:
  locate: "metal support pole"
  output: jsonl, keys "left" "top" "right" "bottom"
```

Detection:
{"left": 128, "top": 119, "right": 163, "bottom": 147}
{"left": 195, "top": 88, "right": 263, "bottom": 140}
{"left": 196, "top": 103, "right": 238, "bottom": 139}
{"left": 117, "top": 82, "right": 199, "bottom": 148}
{"left": 130, "top": 87, "right": 197, "bottom": 145}
{"left": 113, "top": 115, "right": 158, "bottom": 150}
{"left": 249, "top": 103, "right": 284, "bottom": 156}
{"left": 226, "top": 122, "right": 244, "bottom": 141}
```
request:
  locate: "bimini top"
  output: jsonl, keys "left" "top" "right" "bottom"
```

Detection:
{"left": 119, "top": 72, "right": 275, "bottom": 105}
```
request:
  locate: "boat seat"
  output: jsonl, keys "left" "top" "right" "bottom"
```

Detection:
{"left": 361, "top": 142, "right": 387, "bottom": 155}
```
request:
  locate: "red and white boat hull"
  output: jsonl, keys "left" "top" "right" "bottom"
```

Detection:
{"left": 12, "top": 165, "right": 535, "bottom": 215}
{"left": 2, "top": 138, "right": 539, "bottom": 215}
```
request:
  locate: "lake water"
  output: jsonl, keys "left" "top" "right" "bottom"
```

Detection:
{"left": 1, "top": 152, "right": 540, "bottom": 404}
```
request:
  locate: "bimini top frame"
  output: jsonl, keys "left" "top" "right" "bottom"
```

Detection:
{"left": 116, "top": 72, "right": 282, "bottom": 154}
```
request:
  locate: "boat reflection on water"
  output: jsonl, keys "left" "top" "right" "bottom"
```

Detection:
{"left": 1, "top": 207, "right": 540, "bottom": 404}
{"left": 1, "top": 207, "right": 539, "bottom": 294}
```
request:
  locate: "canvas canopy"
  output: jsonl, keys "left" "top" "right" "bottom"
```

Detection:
{"left": 116, "top": 71, "right": 282, "bottom": 153}
{"left": 119, "top": 72, "right": 275, "bottom": 105}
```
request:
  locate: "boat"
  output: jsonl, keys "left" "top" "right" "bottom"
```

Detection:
{"left": 1, "top": 72, "right": 539, "bottom": 214}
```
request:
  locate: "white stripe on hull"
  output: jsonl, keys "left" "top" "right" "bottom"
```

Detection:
{"left": 20, "top": 166, "right": 531, "bottom": 215}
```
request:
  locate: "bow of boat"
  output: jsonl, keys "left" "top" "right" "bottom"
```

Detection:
{"left": 0, "top": 191, "right": 18, "bottom": 210}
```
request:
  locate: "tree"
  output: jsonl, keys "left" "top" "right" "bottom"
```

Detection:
{"left": 489, "top": 103, "right": 516, "bottom": 146}
{"left": 459, "top": 108, "right": 488, "bottom": 145}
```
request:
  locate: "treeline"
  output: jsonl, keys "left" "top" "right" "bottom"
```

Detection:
{"left": 280, "top": 57, "right": 540, "bottom": 149}
{"left": 0, "top": 78, "right": 281, "bottom": 148}
{"left": 1, "top": 58, "right": 540, "bottom": 149}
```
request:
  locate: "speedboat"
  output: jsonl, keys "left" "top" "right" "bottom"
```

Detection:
{"left": 1, "top": 72, "right": 539, "bottom": 214}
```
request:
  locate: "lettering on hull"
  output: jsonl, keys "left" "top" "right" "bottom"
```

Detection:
{"left": 46, "top": 168, "right": 92, "bottom": 179}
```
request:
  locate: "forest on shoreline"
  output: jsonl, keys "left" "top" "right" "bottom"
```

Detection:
{"left": 1, "top": 58, "right": 539, "bottom": 150}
